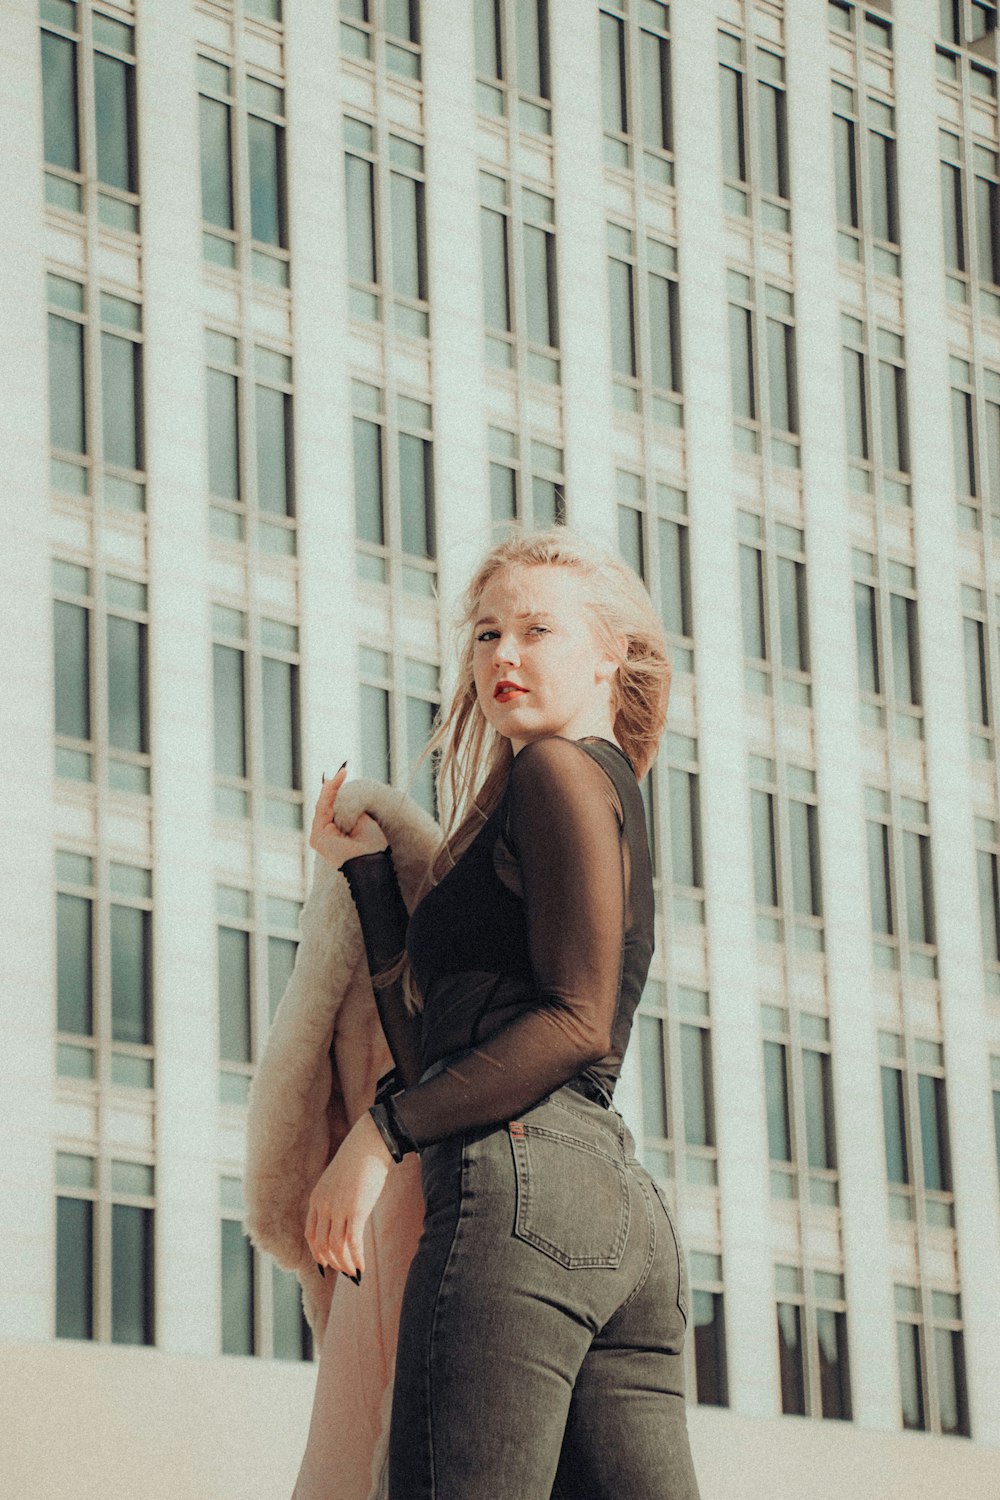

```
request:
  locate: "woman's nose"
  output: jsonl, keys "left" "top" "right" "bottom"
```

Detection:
{"left": 495, "top": 634, "right": 520, "bottom": 666}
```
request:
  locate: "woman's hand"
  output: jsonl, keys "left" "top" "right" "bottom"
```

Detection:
{"left": 306, "top": 1112, "right": 394, "bottom": 1279}
{"left": 308, "top": 763, "right": 388, "bottom": 870}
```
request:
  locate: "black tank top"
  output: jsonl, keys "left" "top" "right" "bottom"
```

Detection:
{"left": 343, "top": 735, "right": 654, "bottom": 1151}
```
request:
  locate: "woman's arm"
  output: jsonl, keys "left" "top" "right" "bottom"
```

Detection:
{"left": 372, "top": 735, "right": 627, "bottom": 1156}
{"left": 341, "top": 850, "right": 424, "bottom": 1087}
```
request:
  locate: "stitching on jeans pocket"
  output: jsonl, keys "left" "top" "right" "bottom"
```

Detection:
{"left": 649, "top": 1177, "right": 688, "bottom": 1325}
{"left": 507, "top": 1124, "right": 630, "bottom": 1269}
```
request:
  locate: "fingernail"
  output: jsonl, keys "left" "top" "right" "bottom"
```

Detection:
{"left": 316, "top": 1263, "right": 325, "bottom": 1278}
{"left": 337, "top": 759, "right": 348, "bottom": 774}
{"left": 321, "top": 772, "right": 327, "bottom": 784}
{"left": 341, "top": 1268, "right": 362, "bottom": 1286}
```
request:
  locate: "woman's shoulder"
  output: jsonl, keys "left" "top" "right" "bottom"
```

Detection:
{"left": 505, "top": 735, "right": 626, "bottom": 827}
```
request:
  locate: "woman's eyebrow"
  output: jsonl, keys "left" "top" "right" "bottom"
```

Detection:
{"left": 474, "top": 610, "right": 556, "bottom": 628}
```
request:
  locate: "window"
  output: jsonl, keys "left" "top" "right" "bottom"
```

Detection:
{"left": 474, "top": 0, "right": 550, "bottom": 131}
{"left": 205, "top": 332, "right": 296, "bottom": 552}
{"left": 866, "top": 792, "right": 936, "bottom": 977}
{"left": 762, "top": 1007, "right": 838, "bottom": 1204}
{"left": 689, "top": 1252, "right": 728, "bottom": 1407}
{"left": 217, "top": 885, "right": 301, "bottom": 1106}
{"left": 750, "top": 762, "right": 824, "bottom": 952}
{"left": 56, "top": 1152, "right": 154, "bottom": 1344}
{"left": 776, "top": 1266, "right": 852, "bottom": 1420}
{"left": 663, "top": 732, "right": 703, "bottom": 923}
{"left": 352, "top": 382, "right": 437, "bottom": 593}
{"left": 607, "top": 225, "right": 682, "bottom": 424}
{"left": 895, "top": 1285, "right": 971, "bottom": 1437}
{"left": 719, "top": 31, "right": 790, "bottom": 231}
{"left": 220, "top": 1177, "right": 313, "bottom": 1360}
{"left": 358, "top": 648, "right": 441, "bottom": 815}
{"left": 598, "top": 0, "right": 672, "bottom": 180}
{"left": 841, "top": 317, "right": 911, "bottom": 504}
{"left": 939, "top": 123, "right": 1000, "bottom": 319}
{"left": 489, "top": 429, "right": 566, "bottom": 528}
{"left": 480, "top": 172, "right": 559, "bottom": 385}
{"left": 212, "top": 607, "right": 302, "bottom": 828}
{"left": 727, "top": 273, "right": 799, "bottom": 466}
{"left": 340, "top": 0, "right": 422, "bottom": 79}
{"left": 853, "top": 551, "right": 923, "bottom": 738}
{"left": 976, "top": 819, "right": 1000, "bottom": 994}
{"left": 832, "top": 84, "right": 899, "bottom": 274}
{"left": 344, "top": 117, "right": 428, "bottom": 336}
{"left": 939, "top": 0, "right": 998, "bottom": 51}
{"left": 880, "top": 1034, "right": 953, "bottom": 1226}
{"left": 198, "top": 55, "right": 289, "bottom": 285}
{"left": 638, "top": 982, "right": 716, "bottom": 1187}
{"left": 737, "top": 513, "right": 811, "bottom": 705}
{"left": 616, "top": 477, "right": 692, "bottom": 677}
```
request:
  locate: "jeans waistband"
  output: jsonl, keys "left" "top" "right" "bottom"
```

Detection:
{"left": 419, "top": 1053, "right": 612, "bottom": 1111}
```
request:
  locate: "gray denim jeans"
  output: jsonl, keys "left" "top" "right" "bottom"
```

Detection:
{"left": 387, "top": 1084, "right": 701, "bottom": 1500}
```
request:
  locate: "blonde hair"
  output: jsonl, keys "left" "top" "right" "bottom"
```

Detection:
{"left": 423, "top": 527, "right": 671, "bottom": 884}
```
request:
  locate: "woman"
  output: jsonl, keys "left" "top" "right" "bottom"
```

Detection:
{"left": 305, "top": 529, "right": 701, "bottom": 1500}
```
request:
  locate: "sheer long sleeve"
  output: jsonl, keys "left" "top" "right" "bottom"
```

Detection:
{"left": 383, "top": 736, "right": 627, "bottom": 1152}
{"left": 341, "top": 850, "right": 424, "bottom": 1088}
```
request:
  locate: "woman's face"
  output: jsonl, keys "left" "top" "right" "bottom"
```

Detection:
{"left": 471, "top": 564, "right": 618, "bottom": 753}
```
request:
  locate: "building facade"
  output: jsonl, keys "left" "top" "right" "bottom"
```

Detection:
{"left": 2, "top": 0, "right": 1000, "bottom": 1494}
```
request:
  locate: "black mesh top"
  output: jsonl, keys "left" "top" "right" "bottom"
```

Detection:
{"left": 342, "top": 735, "right": 654, "bottom": 1152}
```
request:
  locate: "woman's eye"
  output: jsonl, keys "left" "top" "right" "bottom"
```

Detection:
{"left": 476, "top": 630, "right": 499, "bottom": 642}
{"left": 527, "top": 625, "right": 549, "bottom": 636}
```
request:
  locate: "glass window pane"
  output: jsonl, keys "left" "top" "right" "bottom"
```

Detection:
{"left": 868, "top": 822, "right": 893, "bottom": 934}
{"left": 777, "top": 1303, "right": 806, "bottom": 1414}
{"left": 490, "top": 462, "right": 517, "bottom": 524}
{"left": 719, "top": 66, "right": 745, "bottom": 182}
{"left": 390, "top": 172, "right": 425, "bottom": 300}
{"left": 57, "top": 892, "right": 92, "bottom": 1035}
{"left": 406, "top": 694, "right": 436, "bottom": 816}
{"left": 879, "top": 361, "right": 907, "bottom": 472}
{"left": 199, "top": 96, "right": 233, "bottom": 231}
{"left": 481, "top": 207, "right": 511, "bottom": 332}
{"left": 531, "top": 475, "right": 561, "bottom": 527}
{"left": 854, "top": 582, "right": 879, "bottom": 694}
{"left": 398, "top": 433, "right": 434, "bottom": 558}
{"left": 608, "top": 259, "right": 636, "bottom": 378}
{"left": 221, "top": 1218, "right": 254, "bottom": 1355}
{"left": 255, "top": 386, "right": 292, "bottom": 517}
{"left": 386, "top": 0, "right": 418, "bottom": 44}
{"left": 680, "top": 1024, "right": 713, "bottom": 1147}
{"left": 639, "top": 1013, "right": 668, "bottom": 1139}
{"left": 952, "top": 388, "right": 976, "bottom": 496}
{"left": 834, "top": 114, "right": 858, "bottom": 228}
{"left": 618, "top": 504, "right": 643, "bottom": 578}
{"left": 648, "top": 273, "right": 679, "bottom": 392}
{"left": 93, "top": 52, "right": 135, "bottom": 193}
{"left": 56, "top": 1196, "right": 93, "bottom": 1339}
{"left": 868, "top": 131, "right": 897, "bottom": 243}
{"left": 640, "top": 31, "right": 670, "bottom": 151}
{"left": 267, "top": 935, "right": 296, "bottom": 1023}
{"left": 213, "top": 644, "right": 246, "bottom": 778}
{"left": 789, "top": 800, "right": 820, "bottom": 917}
{"left": 54, "top": 600, "right": 90, "bottom": 740}
{"left": 42, "top": 31, "right": 79, "bottom": 172}
{"left": 693, "top": 1289, "right": 728, "bottom": 1406}
{"left": 474, "top": 0, "right": 502, "bottom": 80}
{"left": 978, "top": 849, "right": 1000, "bottom": 961}
{"left": 523, "top": 225, "right": 557, "bottom": 348}
{"left": 817, "top": 1308, "right": 851, "bottom": 1420}
{"left": 360, "top": 683, "right": 390, "bottom": 782}
{"left": 49, "top": 315, "right": 86, "bottom": 455}
{"left": 515, "top": 0, "right": 548, "bottom": 97}
{"left": 248, "top": 116, "right": 285, "bottom": 247}
{"left": 600, "top": 13, "right": 627, "bottom": 135}
{"left": 767, "top": 319, "right": 795, "bottom": 433}
{"left": 843, "top": 347, "right": 868, "bottom": 460}
{"left": 261, "top": 656, "right": 299, "bottom": 790}
{"left": 272, "top": 1263, "right": 310, "bottom": 1360}
{"left": 111, "top": 1203, "right": 154, "bottom": 1345}
{"left": 757, "top": 82, "right": 786, "bottom": 198}
{"left": 729, "top": 304, "right": 754, "bottom": 419}
{"left": 740, "top": 545, "right": 765, "bottom": 659}
{"left": 110, "top": 904, "right": 150, "bottom": 1045}
{"left": 940, "top": 162, "right": 965, "bottom": 272}
{"left": 752, "top": 790, "right": 778, "bottom": 907}
{"left": 802, "top": 1047, "right": 835, "bottom": 1169}
{"left": 881, "top": 1066, "right": 908, "bottom": 1183}
{"left": 346, "top": 154, "right": 376, "bottom": 284}
{"left": 658, "top": 519, "right": 689, "bottom": 637}
{"left": 902, "top": 828, "right": 932, "bottom": 945}
{"left": 668, "top": 767, "right": 699, "bottom": 888}
{"left": 218, "top": 925, "right": 252, "bottom": 1063}
{"left": 764, "top": 1039, "right": 791, "bottom": 1161}
{"left": 101, "top": 333, "right": 142, "bottom": 471}
{"left": 935, "top": 1327, "right": 969, "bottom": 1437}
{"left": 106, "top": 615, "right": 147, "bottom": 756}
{"left": 207, "top": 368, "right": 239, "bottom": 500}
{"left": 777, "top": 556, "right": 806, "bottom": 672}
{"left": 918, "top": 1072, "right": 949, "bottom": 1192}
{"left": 976, "top": 175, "right": 999, "bottom": 286}
{"left": 987, "top": 400, "right": 1000, "bottom": 509}
{"left": 890, "top": 593, "right": 919, "bottom": 706}
{"left": 964, "top": 617, "right": 988, "bottom": 725}
{"left": 898, "top": 1322, "right": 926, "bottom": 1430}
{"left": 353, "top": 417, "right": 383, "bottom": 544}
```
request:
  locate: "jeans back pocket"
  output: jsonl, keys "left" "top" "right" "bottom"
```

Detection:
{"left": 649, "top": 1176, "right": 689, "bottom": 1325}
{"left": 507, "top": 1120, "right": 630, "bottom": 1269}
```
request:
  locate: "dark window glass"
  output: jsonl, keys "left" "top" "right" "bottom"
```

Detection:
{"left": 978, "top": 849, "right": 1000, "bottom": 961}
{"left": 54, "top": 600, "right": 90, "bottom": 741}
{"left": 110, "top": 903, "right": 151, "bottom": 1045}
{"left": 390, "top": 173, "right": 426, "bottom": 300}
{"left": 935, "top": 1328, "right": 970, "bottom": 1437}
{"left": 345, "top": 155, "right": 377, "bottom": 284}
{"left": 879, "top": 361, "right": 908, "bottom": 472}
{"left": 261, "top": 657, "right": 300, "bottom": 790}
{"left": 221, "top": 1218, "right": 255, "bottom": 1355}
{"left": 898, "top": 1321, "right": 926, "bottom": 1430}
{"left": 987, "top": 398, "right": 1000, "bottom": 507}
{"left": 719, "top": 66, "right": 746, "bottom": 182}
{"left": 940, "top": 162, "right": 965, "bottom": 272}
{"left": 49, "top": 315, "right": 86, "bottom": 455}
{"left": 890, "top": 593, "right": 920, "bottom": 705}
{"left": 789, "top": 800, "right": 821, "bottom": 918}
{"left": 975, "top": 174, "right": 1000, "bottom": 285}
{"left": 531, "top": 475, "right": 563, "bottom": 527}
{"left": 353, "top": 417, "right": 384, "bottom": 545}
{"left": 267, "top": 935, "right": 296, "bottom": 1023}
{"left": 843, "top": 347, "right": 868, "bottom": 460}
{"left": 764, "top": 1040, "right": 791, "bottom": 1160}
{"left": 777, "top": 556, "right": 807, "bottom": 673}
{"left": 360, "top": 683, "right": 390, "bottom": 782}
{"left": 867, "top": 822, "right": 893, "bottom": 935}
{"left": 658, "top": 519, "right": 690, "bottom": 638}
{"left": 523, "top": 225, "right": 557, "bottom": 348}
{"left": 638, "top": 1012, "right": 668, "bottom": 1138}
{"left": 917, "top": 1073, "right": 950, "bottom": 1192}
{"left": 107, "top": 612, "right": 147, "bottom": 750}
{"left": 42, "top": 32, "right": 79, "bottom": 172}
{"left": 693, "top": 1290, "right": 728, "bottom": 1406}
{"left": 739, "top": 545, "right": 765, "bottom": 660}
{"left": 481, "top": 207, "right": 511, "bottom": 332}
{"left": 515, "top": 0, "right": 548, "bottom": 97}
{"left": 728, "top": 304, "right": 754, "bottom": 420}
{"left": 199, "top": 96, "right": 234, "bottom": 231}
{"left": 218, "top": 925, "right": 252, "bottom": 1064}
{"left": 777, "top": 1303, "right": 806, "bottom": 1415}
{"left": 111, "top": 1203, "right": 154, "bottom": 1345}
{"left": 57, "top": 892, "right": 93, "bottom": 1035}
{"left": 386, "top": 0, "right": 419, "bottom": 45}
{"left": 648, "top": 273, "right": 680, "bottom": 392}
{"left": 474, "top": 0, "right": 502, "bottom": 80}
{"left": 757, "top": 82, "right": 787, "bottom": 198}
{"left": 640, "top": 31, "right": 671, "bottom": 151}
{"left": 609, "top": 259, "right": 637, "bottom": 378}
{"left": 93, "top": 53, "right": 136, "bottom": 193}
{"left": 952, "top": 388, "right": 976, "bottom": 495}
{"left": 272, "top": 1263, "right": 312, "bottom": 1360}
{"left": 854, "top": 582, "right": 879, "bottom": 694}
{"left": 802, "top": 1048, "right": 835, "bottom": 1169}
{"left": 248, "top": 116, "right": 286, "bottom": 247}
{"left": 618, "top": 504, "right": 644, "bottom": 579}
{"left": 491, "top": 462, "right": 517, "bottom": 524}
{"left": 766, "top": 318, "right": 796, "bottom": 433}
{"left": 398, "top": 433, "right": 435, "bottom": 558}
{"left": 939, "top": 0, "right": 961, "bottom": 45}
{"left": 880, "top": 1066, "right": 908, "bottom": 1183}
{"left": 207, "top": 368, "right": 240, "bottom": 501}
{"left": 213, "top": 644, "right": 246, "bottom": 779}
{"left": 667, "top": 767, "right": 701, "bottom": 888}
{"left": 817, "top": 1308, "right": 852, "bottom": 1420}
{"left": 903, "top": 828, "right": 934, "bottom": 944}
{"left": 680, "top": 1024, "right": 713, "bottom": 1147}
{"left": 56, "top": 1197, "right": 93, "bottom": 1339}
{"left": 255, "top": 386, "right": 292, "bottom": 517}
{"left": 600, "top": 12, "right": 627, "bottom": 136}
{"left": 406, "top": 694, "right": 436, "bottom": 816}
{"left": 752, "top": 789, "right": 779, "bottom": 908}
{"left": 868, "top": 130, "right": 898, "bottom": 243}
{"left": 101, "top": 334, "right": 142, "bottom": 471}
{"left": 834, "top": 114, "right": 858, "bottom": 228}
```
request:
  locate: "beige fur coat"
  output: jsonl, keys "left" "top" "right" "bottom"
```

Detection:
{"left": 244, "top": 779, "right": 440, "bottom": 1500}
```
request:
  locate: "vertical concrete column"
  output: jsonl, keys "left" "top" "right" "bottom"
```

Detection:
{"left": 896, "top": 0, "right": 1000, "bottom": 1443}
{"left": 0, "top": 0, "right": 58, "bottom": 1342}
{"left": 785, "top": 0, "right": 900, "bottom": 1430}
{"left": 138, "top": 4, "right": 219, "bottom": 1356}
{"left": 548, "top": 0, "right": 616, "bottom": 546}
{"left": 672, "top": 0, "right": 775, "bottom": 1417}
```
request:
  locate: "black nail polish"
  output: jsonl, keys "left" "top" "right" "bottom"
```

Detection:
{"left": 316, "top": 1263, "right": 325, "bottom": 1278}
{"left": 337, "top": 759, "right": 348, "bottom": 773}
{"left": 341, "top": 1268, "right": 362, "bottom": 1285}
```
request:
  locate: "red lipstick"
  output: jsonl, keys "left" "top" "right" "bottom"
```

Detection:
{"left": 494, "top": 680, "right": 527, "bottom": 704}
